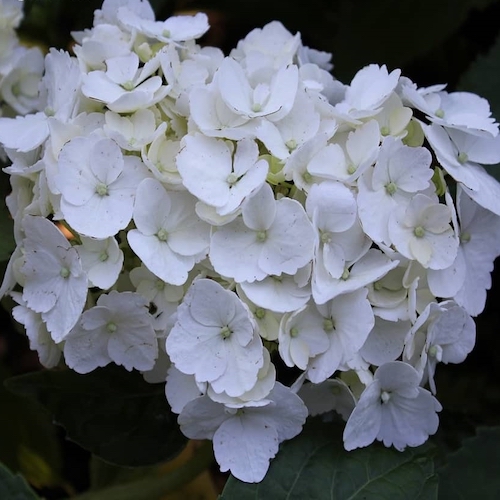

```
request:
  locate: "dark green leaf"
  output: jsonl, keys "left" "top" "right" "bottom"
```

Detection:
{"left": 220, "top": 418, "right": 438, "bottom": 500}
{"left": 438, "top": 427, "right": 500, "bottom": 499}
{"left": 458, "top": 31, "right": 500, "bottom": 122}
{"left": 196, "top": 0, "right": 496, "bottom": 82}
{"left": 5, "top": 365, "right": 187, "bottom": 467}
{"left": 0, "top": 463, "right": 39, "bottom": 500}
{"left": 331, "top": 0, "right": 496, "bottom": 82}
{"left": 0, "top": 364, "right": 63, "bottom": 490}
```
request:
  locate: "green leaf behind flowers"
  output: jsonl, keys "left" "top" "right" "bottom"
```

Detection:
{"left": 0, "top": 463, "right": 40, "bottom": 500}
{"left": 220, "top": 417, "right": 438, "bottom": 500}
{"left": 438, "top": 427, "right": 500, "bottom": 499}
{"left": 5, "top": 365, "right": 187, "bottom": 467}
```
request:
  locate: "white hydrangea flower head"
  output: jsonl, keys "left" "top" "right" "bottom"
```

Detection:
{"left": 2, "top": 0, "right": 500, "bottom": 481}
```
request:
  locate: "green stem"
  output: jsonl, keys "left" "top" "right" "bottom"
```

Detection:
{"left": 72, "top": 441, "right": 214, "bottom": 500}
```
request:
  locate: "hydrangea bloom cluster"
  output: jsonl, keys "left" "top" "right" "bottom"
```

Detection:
{"left": 1, "top": 0, "right": 500, "bottom": 483}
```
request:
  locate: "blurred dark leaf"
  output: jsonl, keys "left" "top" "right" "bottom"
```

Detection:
{"left": 0, "top": 463, "right": 40, "bottom": 499}
{"left": 194, "top": 0, "right": 498, "bottom": 82}
{"left": 438, "top": 427, "right": 500, "bottom": 499}
{"left": 0, "top": 364, "right": 63, "bottom": 490}
{"left": 458, "top": 27, "right": 500, "bottom": 121}
{"left": 5, "top": 365, "right": 187, "bottom": 467}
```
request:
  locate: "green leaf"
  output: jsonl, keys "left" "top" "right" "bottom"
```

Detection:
{"left": 438, "top": 427, "right": 500, "bottom": 499}
{"left": 220, "top": 418, "right": 438, "bottom": 500}
{"left": 458, "top": 32, "right": 500, "bottom": 122}
{"left": 197, "top": 0, "right": 496, "bottom": 82}
{"left": 0, "top": 364, "right": 63, "bottom": 490}
{"left": 330, "top": 0, "right": 496, "bottom": 82}
{"left": 5, "top": 365, "right": 187, "bottom": 467}
{"left": 0, "top": 463, "right": 40, "bottom": 500}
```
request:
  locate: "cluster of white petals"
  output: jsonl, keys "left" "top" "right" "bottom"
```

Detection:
{"left": 0, "top": 0, "right": 45, "bottom": 160}
{"left": 1, "top": 0, "right": 500, "bottom": 483}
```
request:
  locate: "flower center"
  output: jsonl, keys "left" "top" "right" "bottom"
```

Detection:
{"left": 106, "top": 322, "right": 117, "bottom": 333}
{"left": 457, "top": 152, "right": 469, "bottom": 164}
{"left": 256, "top": 230, "right": 267, "bottom": 242}
{"left": 99, "top": 251, "right": 109, "bottom": 262}
{"left": 220, "top": 326, "right": 232, "bottom": 339}
{"left": 302, "top": 171, "right": 313, "bottom": 184}
{"left": 156, "top": 228, "right": 168, "bottom": 242}
{"left": 226, "top": 172, "right": 239, "bottom": 185}
{"left": 320, "top": 231, "right": 331, "bottom": 244}
{"left": 121, "top": 81, "right": 135, "bottom": 91}
{"left": 347, "top": 163, "right": 357, "bottom": 175}
{"left": 255, "top": 308, "right": 266, "bottom": 320}
{"left": 428, "top": 344, "right": 443, "bottom": 362}
{"left": 435, "top": 108, "right": 445, "bottom": 118}
{"left": 341, "top": 268, "right": 350, "bottom": 280}
{"left": 460, "top": 232, "right": 471, "bottom": 243}
{"left": 323, "top": 318, "right": 335, "bottom": 332}
{"left": 414, "top": 226, "right": 425, "bottom": 238}
{"left": 60, "top": 267, "right": 70, "bottom": 278}
{"left": 380, "top": 390, "right": 391, "bottom": 404}
{"left": 95, "top": 183, "right": 109, "bottom": 196}
{"left": 385, "top": 182, "right": 397, "bottom": 195}
{"left": 290, "top": 327, "right": 299, "bottom": 338}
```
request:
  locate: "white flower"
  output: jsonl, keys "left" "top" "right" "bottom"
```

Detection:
{"left": 55, "top": 133, "right": 149, "bottom": 238}
{"left": 238, "top": 268, "right": 311, "bottom": 314}
{"left": 11, "top": 292, "right": 62, "bottom": 368}
{"left": 117, "top": 10, "right": 209, "bottom": 43}
{"left": 402, "top": 84, "right": 498, "bottom": 137}
{"left": 81, "top": 52, "right": 169, "bottom": 113}
{"left": 210, "top": 182, "right": 315, "bottom": 282}
{"left": 335, "top": 64, "right": 401, "bottom": 119}
{"left": 306, "top": 289, "right": 375, "bottom": 383}
{"left": 423, "top": 123, "right": 500, "bottom": 215}
{"left": 298, "top": 378, "right": 355, "bottom": 420}
{"left": 404, "top": 301, "right": 475, "bottom": 393}
{"left": 357, "top": 136, "right": 433, "bottom": 245}
{"left": 178, "top": 382, "right": 307, "bottom": 483}
{"left": 453, "top": 187, "right": 500, "bottom": 315}
{"left": 166, "top": 279, "right": 264, "bottom": 397}
{"left": 278, "top": 302, "right": 330, "bottom": 370}
{"left": 216, "top": 57, "right": 299, "bottom": 122}
{"left": 76, "top": 236, "right": 123, "bottom": 289}
{"left": 343, "top": 361, "right": 442, "bottom": 451}
{"left": 20, "top": 216, "right": 87, "bottom": 343}
{"left": 64, "top": 291, "right": 158, "bottom": 373}
{"left": 389, "top": 193, "right": 458, "bottom": 269}
{"left": 129, "top": 264, "right": 184, "bottom": 331}
{"left": 176, "top": 135, "right": 268, "bottom": 216}
{"left": 127, "top": 178, "right": 210, "bottom": 285}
